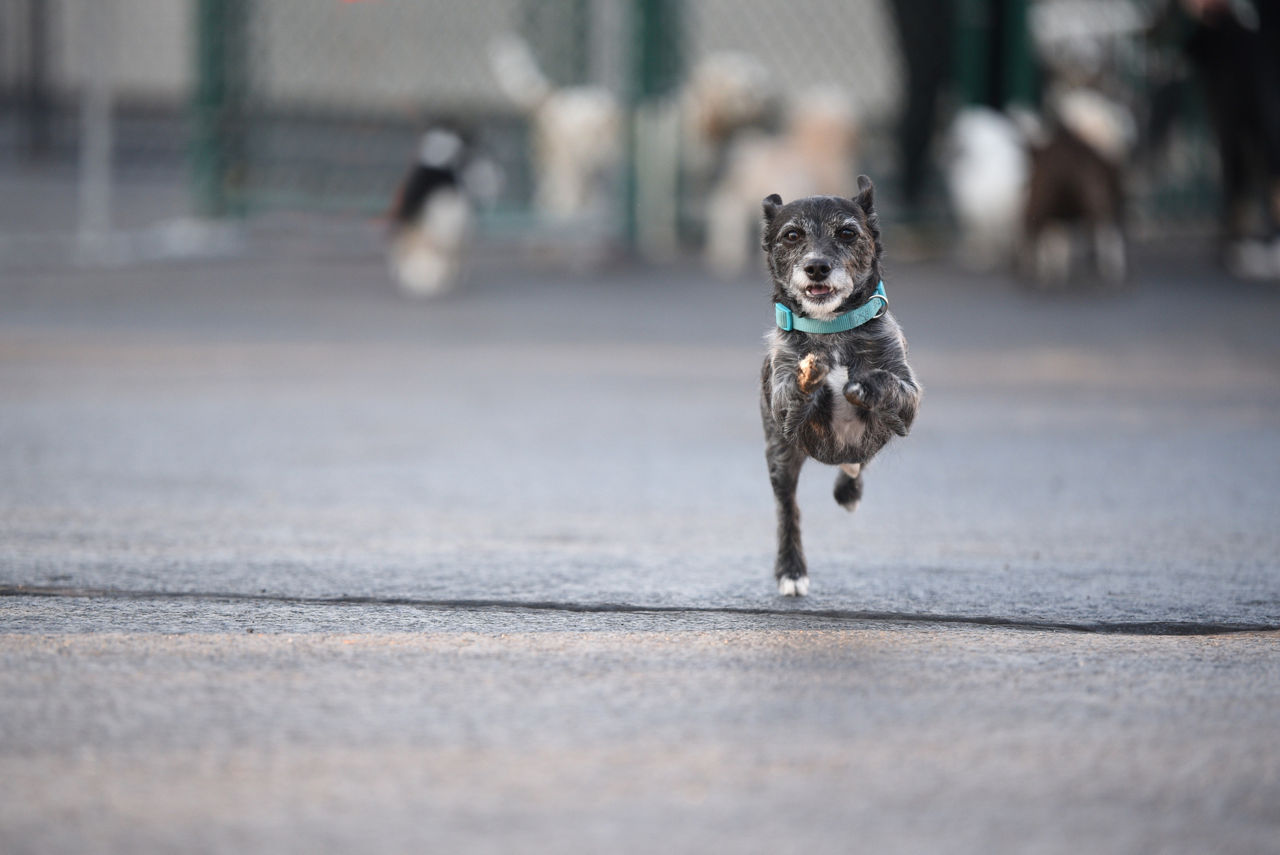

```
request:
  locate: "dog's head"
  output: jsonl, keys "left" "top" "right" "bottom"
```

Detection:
{"left": 761, "top": 177, "right": 882, "bottom": 320}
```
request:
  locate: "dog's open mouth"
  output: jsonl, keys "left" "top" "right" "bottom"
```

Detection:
{"left": 805, "top": 283, "right": 836, "bottom": 300}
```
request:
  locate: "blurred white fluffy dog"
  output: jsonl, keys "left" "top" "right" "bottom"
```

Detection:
{"left": 944, "top": 106, "right": 1031, "bottom": 270}
{"left": 489, "top": 35, "right": 621, "bottom": 224}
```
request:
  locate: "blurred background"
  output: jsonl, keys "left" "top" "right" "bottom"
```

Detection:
{"left": 1, "top": 0, "right": 1275, "bottom": 280}
{"left": 4, "top": 6, "right": 1279, "bottom": 851}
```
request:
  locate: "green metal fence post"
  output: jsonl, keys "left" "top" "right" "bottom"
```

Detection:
{"left": 626, "top": 0, "right": 681, "bottom": 251}
{"left": 1002, "top": 0, "right": 1035, "bottom": 107}
{"left": 954, "top": 0, "right": 990, "bottom": 107}
{"left": 192, "top": 0, "right": 247, "bottom": 217}
{"left": 954, "top": 0, "right": 1035, "bottom": 108}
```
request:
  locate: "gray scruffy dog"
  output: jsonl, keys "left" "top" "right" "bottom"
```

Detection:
{"left": 760, "top": 176, "right": 921, "bottom": 596}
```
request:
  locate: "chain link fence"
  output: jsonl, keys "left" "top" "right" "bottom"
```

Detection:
{"left": 0, "top": 0, "right": 1224, "bottom": 268}
{"left": 1, "top": 0, "right": 197, "bottom": 262}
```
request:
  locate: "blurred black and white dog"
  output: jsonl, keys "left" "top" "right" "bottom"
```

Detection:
{"left": 387, "top": 128, "right": 489, "bottom": 297}
{"left": 760, "top": 178, "right": 921, "bottom": 596}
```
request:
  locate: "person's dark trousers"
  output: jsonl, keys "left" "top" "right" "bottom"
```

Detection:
{"left": 890, "top": 0, "right": 955, "bottom": 219}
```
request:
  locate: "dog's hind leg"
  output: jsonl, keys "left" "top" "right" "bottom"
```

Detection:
{"left": 833, "top": 463, "right": 863, "bottom": 512}
{"left": 1094, "top": 222, "right": 1126, "bottom": 284}
{"left": 766, "top": 438, "right": 809, "bottom": 595}
{"left": 1033, "top": 225, "right": 1072, "bottom": 287}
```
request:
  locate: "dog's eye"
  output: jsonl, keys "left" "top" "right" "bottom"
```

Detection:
{"left": 837, "top": 227, "right": 858, "bottom": 240}
{"left": 783, "top": 229, "right": 803, "bottom": 243}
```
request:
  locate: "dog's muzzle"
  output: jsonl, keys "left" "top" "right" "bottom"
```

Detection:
{"left": 800, "top": 256, "right": 838, "bottom": 298}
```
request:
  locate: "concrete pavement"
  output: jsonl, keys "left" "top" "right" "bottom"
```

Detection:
{"left": 2, "top": 228, "right": 1278, "bottom": 852}
{"left": 3, "top": 621, "right": 1277, "bottom": 854}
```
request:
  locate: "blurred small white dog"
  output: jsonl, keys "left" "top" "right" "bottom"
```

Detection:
{"left": 944, "top": 106, "right": 1031, "bottom": 271}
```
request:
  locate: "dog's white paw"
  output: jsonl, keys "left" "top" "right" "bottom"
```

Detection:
{"left": 777, "top": 575, "right": 809, "bottom": 597}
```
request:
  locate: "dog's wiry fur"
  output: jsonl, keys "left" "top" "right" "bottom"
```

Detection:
{"left": 760, "top": 178, "right": 920, "bottom": 596}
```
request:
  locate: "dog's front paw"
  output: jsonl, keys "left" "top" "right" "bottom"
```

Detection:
{"left": 796, "top": 354, "right": 829, "bottom": 395}
{"left": 843, "top": 369, "right": 892, "bottom": 410}
{"left": 777, "top": 575, "right": 810, "bottom": 597}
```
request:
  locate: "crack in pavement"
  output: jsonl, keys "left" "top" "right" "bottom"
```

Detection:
{"left": 3, "top": 584, "right": 1276, "bottom": 636}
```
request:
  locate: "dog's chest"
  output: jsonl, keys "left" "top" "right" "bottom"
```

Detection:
{"left": 822, "top": 356, "right": 866, "bottom": 447}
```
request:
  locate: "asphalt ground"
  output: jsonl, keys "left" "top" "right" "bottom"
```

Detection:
{"left": 2, "top": 226, "right": 1278, "bottom": 853}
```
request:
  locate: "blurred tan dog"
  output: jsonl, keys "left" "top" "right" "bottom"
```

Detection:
{"left": 704, "top": 86, "right": 859, "bottom": 276}
{"left": 680, "top": 52, "right": 779, "bottom": 183}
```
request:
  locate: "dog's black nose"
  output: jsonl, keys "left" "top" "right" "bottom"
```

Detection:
{"left": 804, "top": 260, "right": 832, "bottom": 281}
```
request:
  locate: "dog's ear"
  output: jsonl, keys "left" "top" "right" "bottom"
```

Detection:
{"left": 762, "top": 194, "right": 783, "bottom": 224}
{"left": 853, "top": 175, "right": 875, "bottom": 217}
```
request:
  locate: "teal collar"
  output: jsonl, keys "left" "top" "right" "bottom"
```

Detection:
{"left": 775, "top": 281, "right": 888, "bottom": 334}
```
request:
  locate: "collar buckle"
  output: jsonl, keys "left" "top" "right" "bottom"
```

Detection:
{"left": 774, "top": 303, "right": 795, "bottom": 332}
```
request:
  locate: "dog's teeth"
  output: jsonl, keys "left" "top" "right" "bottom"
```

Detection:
{"left": 777, "top": 576, "right": 809, "bottom": 597}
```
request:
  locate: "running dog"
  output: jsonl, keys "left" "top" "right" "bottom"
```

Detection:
{"left": 760, "top": 179, "right": 921, "bottom": 596}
